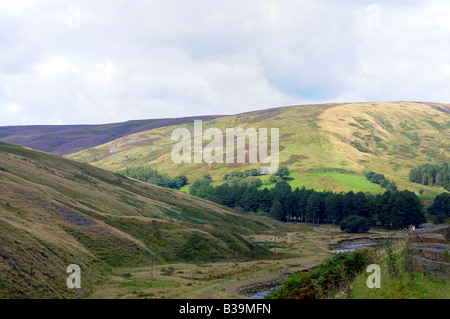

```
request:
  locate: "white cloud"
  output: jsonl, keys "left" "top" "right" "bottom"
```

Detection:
{"left": 6, "top": 103, "right": 21, "bottom": 114}
{"left": 0, "top": 102, "right": 24, "bottom": 126}
{"left": 346, "top": 1, "right": 450, "bottom": 102}
{"left": 34, "top": 57, "right": 77, "bottom": 78}
{"left": 0, "top": 0, "right": 449, "bottom": 125}
{"left": 86, "top": 60, "right": 119, "bottom": 89}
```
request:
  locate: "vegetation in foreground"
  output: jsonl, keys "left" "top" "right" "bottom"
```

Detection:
{"left": 268, "top": 249, "right": 376, "bottom": 299}
{"left": 267, "top": 237, "right": 449, "bottom": 299}
{"left": 350, "top": 239, "right": 449, "bottom": 299}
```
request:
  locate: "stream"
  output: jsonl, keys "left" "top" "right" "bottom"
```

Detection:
{"left": 250, "top": 287, "right": 279, "bottom": 299}
{"left": 330, "top": 242, "right": 377, "bottom": 254}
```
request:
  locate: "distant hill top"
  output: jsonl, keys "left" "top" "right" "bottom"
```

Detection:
{"left": 67, "top": 101, "right": 449, "bottom": 195}
{"left": 0, "top": 115, "right": 225, "bottom": 155}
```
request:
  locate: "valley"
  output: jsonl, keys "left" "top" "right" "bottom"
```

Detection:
{"left": 0, "top": 141, "right": 408, "bottom": 299}
{"left": 3, "top": 0, "right": 450, "bottom": 303}
{"left": 0, "top": 101, "right": 448, "bottom": 299}
{"left": 0, "top": 142, "right": 274, "bottom": 298}
{"left": 87, "top": 223, "right": 403, "bottom": 299}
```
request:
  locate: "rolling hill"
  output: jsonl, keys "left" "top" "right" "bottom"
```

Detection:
{"left": 1, "top": 101, "right": 448, "bottom": 299}
{"left": 0, "top": 142, "right": 275, "bottom": 298}
{"left": 0, "top": 115, "right": 224, "bottom": 155}
{"left": 67, "top": 102, "right": 450, "bottom": 196}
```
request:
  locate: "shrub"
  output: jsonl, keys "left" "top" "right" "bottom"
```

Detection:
{"left": 383, "top": 238, "right": 398, "bottom": 277}
{"left": 428, "top": 192, "right": 450, "bottom": 217}
{"left": 340, "top": 215, "right": 369, "bottom": 233}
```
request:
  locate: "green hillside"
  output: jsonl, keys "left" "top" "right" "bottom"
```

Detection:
{"left": 68, "top": 102, "right": 449, "bottom": 197}
{"left": 0, "top": 142, "right": 275, "bottom": 298}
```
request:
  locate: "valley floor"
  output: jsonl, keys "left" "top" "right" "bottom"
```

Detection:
{"left": 87, "top": 224, "right": 404, "bottom": 299}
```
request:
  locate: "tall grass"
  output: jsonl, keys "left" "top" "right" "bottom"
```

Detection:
{"left": 350, "top": 239, "right": 449, "bottom": 299}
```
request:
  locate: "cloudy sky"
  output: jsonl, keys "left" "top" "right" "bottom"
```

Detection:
{"left": 1, "top": 0, "right": 450, "bottom": 125}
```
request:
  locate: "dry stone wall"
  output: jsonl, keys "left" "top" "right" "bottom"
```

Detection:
{"left": 409, "top": 225, "right": 450, "bottom": 279}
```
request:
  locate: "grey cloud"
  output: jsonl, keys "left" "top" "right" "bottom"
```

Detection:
{"left": 0, "top": 0, "right": 449, "bottom": 125}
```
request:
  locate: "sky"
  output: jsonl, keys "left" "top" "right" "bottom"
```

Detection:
{"left": 1, "top": 0, "right": 450, "bottom": 125}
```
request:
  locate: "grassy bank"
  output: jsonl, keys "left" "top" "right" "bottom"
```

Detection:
{"left": 265, "top": 237, "right": 449, "bottom": 299}
{"left": 350, "top": 239, "right": 449, "bottom": 299}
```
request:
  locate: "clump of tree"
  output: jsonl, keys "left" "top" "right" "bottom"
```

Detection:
{"left": 117, "top": 166, "right": 188, "bottom": 189}
{"left": 408, "top": 163, "right": 450, "bottom": 190}
{"left": 223, "top": 168, "right": 260, "bottom": 181}
{"left": 223, "top": 169, "right": 262, "bottom": 188}
{"left": 427, "top": 192, "right": 450, "bottom": 224}
{"left": 189, "top": 173, "right": 213, "bottom": 196}
{"left": 269, "top": 166, "right": 290, "bottom": 183}
{"left": 340, "top": 215, "right": 370, "bottom": 233}
{"left": 365, "top": 171, "right": 397, "bottom": 191}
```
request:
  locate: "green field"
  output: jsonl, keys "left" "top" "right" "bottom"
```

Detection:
{"left": 259, "top": 172, "right": 384, "bottom": 193}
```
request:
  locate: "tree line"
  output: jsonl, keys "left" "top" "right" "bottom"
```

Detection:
{"left": 117, "top": 166, "right": 188, "bottom": 189}
{"left": 409, "top": 163, "right": 450, "bottom": 190}
{"left": 365, "top": 171, "right": 397, "bottom": 191}
{"left": 189, "top": 174, "right": 426, "bottom": 229}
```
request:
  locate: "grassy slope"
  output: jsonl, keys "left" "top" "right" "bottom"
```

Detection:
{"left": 0, "top": 142, "right": 275, "bottom": 298}
{"left": 68, "top": 102, "right": 449, "bottom": 197}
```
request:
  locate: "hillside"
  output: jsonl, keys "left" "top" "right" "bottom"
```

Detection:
{"left": 67, "top": 102, "right": 450, "bottom": 196}
{"left": 0, "top": 115, "right": 223, "bottom": 155}
{"left": 0, "top": 142, "right": 274, "bottom": 298}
